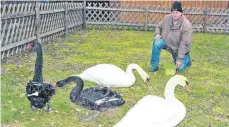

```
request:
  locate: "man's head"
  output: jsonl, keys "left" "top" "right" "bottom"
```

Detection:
{"left": 171, "top": 1, "right": 183, "bottom": 21}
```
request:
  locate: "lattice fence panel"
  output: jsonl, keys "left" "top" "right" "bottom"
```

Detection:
{"left": 87, "top": 2, "right": 112, "bottom": 29}
{"left": 68, "top": 2, "right": 84, "bottom": 33}
{"left": 39, "top": 1, "right": 65, "bottom": 42}
{"left": 86, "top": 1, "right": 229, "bottom": 33}
{"left": 147, "top": 5, "right": 171, "bottom": 31}
{"left": 183, "top": 7, "right": 204, "bottom": 32}
{"left": 1, "top": 1, "right": 84, "bottom": 59}
{"left": 1, "top": 2, "right": 36, "bottom": 59}
{"left": 205, "top": 8, "right": 229, "bottom": 33}
{"left": 86, "top": 2, "right": 110, "bottom": 22}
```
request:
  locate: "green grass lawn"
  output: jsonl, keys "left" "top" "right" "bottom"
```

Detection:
{"left": 1, "top": 30, "right": 229, "bottom": 127}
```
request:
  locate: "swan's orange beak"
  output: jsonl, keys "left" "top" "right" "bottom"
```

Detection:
{"left": 184, "top": 84, "right": 192, "bottom": 92}
{"left": 27, "top": 43, "right": 33, "bottom": 49}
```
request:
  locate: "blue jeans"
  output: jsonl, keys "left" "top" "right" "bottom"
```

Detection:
{"left": 150, "top": 39, "right": 191, "bottom": 71}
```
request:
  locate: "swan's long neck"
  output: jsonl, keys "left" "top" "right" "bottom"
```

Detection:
{"left": 33, "top": 42, "right": 43, "bottom": 83}
{"left": 164, "top": 78, "right": 178, "bottom": 101}
{"left": 126, "top": 64, "right": 146, "bottom": 81}
{"left": 126, "top": 64, "right": 137, "bottom": 83}
{"left": 65, "top": 76, "right": 84, "bottom": 102}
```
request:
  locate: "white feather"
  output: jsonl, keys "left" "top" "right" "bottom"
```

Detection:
{"left": 27, "top": 91, "right": 39, "bottom": 97}
{"left": 95, "top": 98, "right": 121, "bottom": 105}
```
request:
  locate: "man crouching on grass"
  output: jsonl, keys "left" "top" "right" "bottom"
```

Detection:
{"left": 150, "top": 1, "right": 193, "bottom": 72}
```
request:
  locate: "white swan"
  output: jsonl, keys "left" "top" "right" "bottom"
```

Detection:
{"left": 114, "top": 75, "right": 191, "bottom": 127}
{"left": 74, "top": 63, "right": 149, "bottom": 88}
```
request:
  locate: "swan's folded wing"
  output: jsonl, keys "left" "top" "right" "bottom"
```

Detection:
{"left": 75, "top": 64, "right": 129, "bottom": 87}
{"left": 75, "top": 64, "right": 125, "bottom": 82}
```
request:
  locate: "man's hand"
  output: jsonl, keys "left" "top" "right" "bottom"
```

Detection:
{"left": 176, "top": 61, "right": 182, "bottom": 67}
{"left": 155, "top": 34, "right": 161, "bottom": 40}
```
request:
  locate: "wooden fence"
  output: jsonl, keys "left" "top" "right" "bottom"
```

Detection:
{"left": 1, "top": 1, "right": 229, "bottom": 59}
{"left": 86, "top": 1, "right": 229, "bottom": 33}
{"left": 120, "top": 1, "right": 229, "bottom": 9}
{"left": 1, "top": 1, "right": 84, "bottom": 59}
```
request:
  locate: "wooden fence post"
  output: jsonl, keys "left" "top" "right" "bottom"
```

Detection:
{"left": 35, "top": 2, "right": 41, "bottom": 42}
{"left": 82, "top": 0, "right": 86, "bottom": 31}
{"left": 227, "top": 1, "right": 229, "bottom": 24}
{"left": 145, "top": 4, "right": 148, "bottom": 31}
{"left": 64, "top": 2, "right": 69, "bottom": 36}
{"left": 202, "top": 1, "right": 208, "bottom": 33}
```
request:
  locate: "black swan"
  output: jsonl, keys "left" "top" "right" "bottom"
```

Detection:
{"left": 56, "top": 76, "right": 125, "bottom": 122}
{"left": 26, "top": 40, "right": 55, "bottom": 112}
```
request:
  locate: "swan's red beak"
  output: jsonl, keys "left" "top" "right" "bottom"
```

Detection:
{"left": 52, "top": 85, "right": 57, "bottom": 89}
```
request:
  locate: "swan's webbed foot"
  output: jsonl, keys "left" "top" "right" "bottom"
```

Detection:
{"left": 30, "top": 103, "right": 38, "bottom": 111}
{"left": 45, "top": 101, "right": 52, "bottom": 112}
{"left": 45, "top": 107, "right": 52, "bottom": 112}
{"left": 80, "top": 110, "right": 100, "bottom": 122}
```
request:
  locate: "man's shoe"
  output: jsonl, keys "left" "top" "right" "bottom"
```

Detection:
{"left": 150, "top": 65, "right": 159, "bottom": 72}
